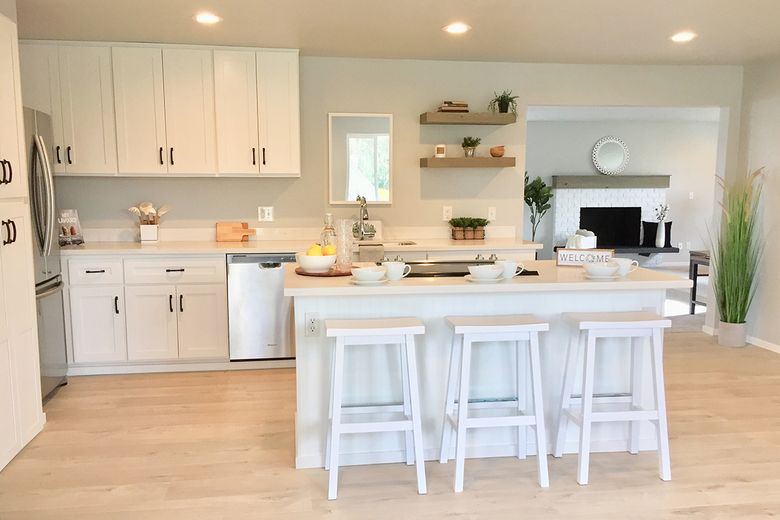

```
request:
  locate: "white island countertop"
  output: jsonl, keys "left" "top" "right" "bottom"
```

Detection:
{"left": 284, "top": 260, "right": 692, "bottom": 297}
{"left": 59, "top": 238, "right": 541, "bottom": 256}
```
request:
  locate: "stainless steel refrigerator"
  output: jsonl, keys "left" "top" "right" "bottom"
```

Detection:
{"left": 23, "top": 108, "right": 67, "bottom": 401}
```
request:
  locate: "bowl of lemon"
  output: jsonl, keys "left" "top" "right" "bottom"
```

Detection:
{"left": 296, "top": 244, "right": 337, "bottom": 273}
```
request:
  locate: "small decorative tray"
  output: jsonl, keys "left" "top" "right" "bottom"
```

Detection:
{"left": 295, "top": 267, "right": 353, "bottom": 277}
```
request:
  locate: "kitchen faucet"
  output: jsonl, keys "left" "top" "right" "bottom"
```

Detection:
{"left": 356, "top": 195, "right": 369, "bottom": 240}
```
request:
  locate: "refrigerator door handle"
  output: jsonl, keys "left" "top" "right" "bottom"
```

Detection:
{"left": 35, "top": 135, "right": 56, "bottom": 257}
{"left": 35, "top": 279, "right": 64, "bottom": 300}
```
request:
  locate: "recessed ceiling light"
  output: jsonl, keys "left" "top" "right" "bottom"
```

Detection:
{"left": 194, "top": 12, "right": 222, "bottom": 25}
{"left": 442, "top": 22, "right": 471, "bottom": 34}
{"left": 670, "top": 31, "right": 697, "bottom": 43}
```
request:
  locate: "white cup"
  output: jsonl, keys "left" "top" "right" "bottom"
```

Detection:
{"left": 494, "top": 260, "right": 525, "bottom": 279}
{"left": 612, "top": 258, "right": 639, "bottom": 277}
{"left": 351, "top": 266, "right": 386, "bottom": 281}
{"left": 468, "top": 264, "right": 504, "bottom": 279}
{"left": 382, "top": 261, "right": 411, "bottom": 281}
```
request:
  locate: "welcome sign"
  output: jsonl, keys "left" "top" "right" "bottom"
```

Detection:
{"left": 556, "top": 248, "right": 615, "bottom": 266}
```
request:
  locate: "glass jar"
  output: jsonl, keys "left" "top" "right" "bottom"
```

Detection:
{"left": 320, "top": 213, "right": 337, "bottom": 248}
{"left": 335, "top": 219, "right": 353, "bottom": 273}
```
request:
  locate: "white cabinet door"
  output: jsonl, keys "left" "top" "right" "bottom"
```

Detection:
{"left": 214, "top": 50, "right": 259, "bottom": 175}
{"left": 125, "top": 284, "right": 178, "bottom": 360}
{"left": 70, "top": 286, "right": 127, "bottom": 363}
{"left": 19, "top": 43, "right": 65, "bottom": 172}
{"left": 112, "top": 47, "right": 168, "bottom": 175}
{"left": 58, "top": 45, "right": 118, "bottom": 174}
{"left": 162, "top": 48, "right": 216, "bottom": 174}
{"left": 257, "top": 50, "right": 300, "bottom": 176}
{"left": 176, "top": 284, "right": 228, "bottom": 360}
{"left": 0, "top": 18, "right": 26, "bottom": 200}
{"left": 0, "top": 338, "right": 19, "bottom": 471}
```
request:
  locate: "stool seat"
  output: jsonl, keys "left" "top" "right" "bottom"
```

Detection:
{"left": 446, "top": 315, "right": 550, "bottom": 333}
{"left": 325, "top": 317, "right": 424, "bottom": 337}
{"left": 562, "top": 311, "right": 671, "bottom": 330}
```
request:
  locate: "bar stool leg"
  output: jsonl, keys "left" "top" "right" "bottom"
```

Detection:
{"left": 516, "top": 340, "right": 528, "bottom": 460}
{"left": 400, "top": 343, "right": 414, "bottom": 465}
{"left": 577, "top": 332, "right": 597, "bottom": 486}
{"left": 440, "top": 334, "right": 462, "bottom": 463}
{"left": 404, "top": 334, "right": 428, "bottom": 494}
{"left": 325, "top": 346, "right": 336, "bottom": 471}
{"left": 529, "top": 331, "right": 550, "bottom": 488}
{"left": 454, "top": 335, "right": 473, "bottom": 492}
{"left": 628, "top": 336, "right": 644, "bottom": 455}
{"left": 651, "top": 328, "right": 672, "bottom": 481}
{"left": 554, "top": 329, "right": 583, "bottom": 457}
{"left": 328, "top": 337, "right": 346, "bottom": 500}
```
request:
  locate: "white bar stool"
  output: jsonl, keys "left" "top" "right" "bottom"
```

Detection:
{"left": 553, "top": 311, "right": 672, "bottom": 485}
{"left": 324, "top": 317, "right": 427, "bottom": 500}
{"left": 439, "top": 315, "right": 550, "bottom": 492}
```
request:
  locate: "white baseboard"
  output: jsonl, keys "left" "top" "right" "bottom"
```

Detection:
{"left": 702, "top": 325, "right": 716, "bottom": 335}
{"left": 67, "top": 358, "right": 295, "bottom": 376}
{"left": 747, "top": 335, "right": 780, "bottom": 354}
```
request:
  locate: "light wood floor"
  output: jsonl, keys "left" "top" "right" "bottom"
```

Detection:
{"left": 1, "top": 332, "right": 779, "bottom": 519}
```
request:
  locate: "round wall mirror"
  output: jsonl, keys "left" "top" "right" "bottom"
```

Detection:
{"left": 592, "top": 136, "right": 629, "bottom": 175}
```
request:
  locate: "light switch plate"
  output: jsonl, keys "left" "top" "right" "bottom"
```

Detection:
{"left": 442, "top": 206, "right": 453, "bottom": 221}
{"left": 487, "top": 207, "right": 497, "bottom": 221}
{"left": 258, "top": 206, "right": 274, "bottom": 222}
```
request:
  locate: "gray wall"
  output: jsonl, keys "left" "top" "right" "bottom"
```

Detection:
{"left": 53, "top": 56, "right": 744, "bottom": 238}
{"left": 0, "top": 0, "right": 15, "bottom": 21}
{"left": 525, "top": 119, "right": 720, "bottom": 262}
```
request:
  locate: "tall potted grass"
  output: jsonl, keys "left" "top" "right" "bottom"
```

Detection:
{"left": 711, "top": 169, "right": 764, "bottom": 347}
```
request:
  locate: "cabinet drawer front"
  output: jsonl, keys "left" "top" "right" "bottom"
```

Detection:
{"left": 68, "top": 259, "right": 124, "bottom": 285}
{"left": 124, "top": 257, "right": 226, "bottom": 285}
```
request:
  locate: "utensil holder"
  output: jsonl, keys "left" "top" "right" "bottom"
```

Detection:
{"left": 140, "top": 224, "right": 159, "bottom": 243}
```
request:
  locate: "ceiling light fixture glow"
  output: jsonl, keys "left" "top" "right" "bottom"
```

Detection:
{"left": 194, "top": 12, "right": 222, "bottom": 24}
{"left": 442, "top": 22, "right": 471, "bottom": 34}
{"left": 670, "top": 31, "right": 697, "bottom": 43}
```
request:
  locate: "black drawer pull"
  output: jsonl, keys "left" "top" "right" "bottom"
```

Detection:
{"left": 165, "top": 268, "right": 185, "bottom": 273}
{"left": 85, "top": 269, "right": 106, "bottom": 274}
{"left": 114, "top": 296, "right": 119, "bottom": 314}
{"left": 169, "top": 294, "right": 174, "bottom": 313}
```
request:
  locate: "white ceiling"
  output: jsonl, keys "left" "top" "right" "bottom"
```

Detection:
{"left": 15, "top": 0, "right": 780, "bottom": 65}
{"left": 526, "top": 106, "right": 722, "bottom": 122}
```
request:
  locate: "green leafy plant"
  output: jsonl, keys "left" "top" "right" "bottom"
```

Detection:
{"left": 710, "top": 169, "right": 764, "bottom": 324}
{"left": 449, "top": 217, "right": 490, "bottom": 229}
{"left": 472, "top": 218, "right": 490, "bottom": 228}
{"left": 523, "top": 172, "right": 553, "bottom": 242}
{"left": 461, "top": 137, "right": 481, "bottom": 148}
{"left": 487, "top": 90, "right": 519, "bottom": 114}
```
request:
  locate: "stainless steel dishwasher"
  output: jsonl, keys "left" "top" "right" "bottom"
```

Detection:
{"left": 227, "top": 253, "right": 297, "bottom": 361}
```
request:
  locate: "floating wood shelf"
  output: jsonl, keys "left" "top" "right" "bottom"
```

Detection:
{"left": 419, "top": 112, "right": 517, "bottom": 125}
{"left": 420, "top": 157, "right": 516, "bottom": 168}
{"left": 552, "top": 175, "right": 671, "bottom": 189}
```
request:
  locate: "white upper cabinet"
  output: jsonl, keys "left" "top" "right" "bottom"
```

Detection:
{"left": 162, "top": 48, "right": 217, "bottom": 175}
{"left": 257, "top": 50, "right": 300, "bottom": 176}
{"left": 0, "top": 18, "right": 26, "bottom": 199}
{"left": 214, "top": 50, "right": 260, "bottom": 175}
{"left": 112, "top": 47, "right": 167, "bottom": 175}
{"left": 57, "top": 45, "right": 118, "bottom": 174}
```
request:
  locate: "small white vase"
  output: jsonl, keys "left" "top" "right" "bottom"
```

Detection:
{"left": 718, "top": 321, "right": 747, "bottom": 347}
{"left": 140, "top": 224, "right": 159, "bottom": 243}
{"left": 655, "top": 221, "right": 666, "bottom": 248}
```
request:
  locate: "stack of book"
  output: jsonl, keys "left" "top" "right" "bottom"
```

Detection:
{"left": 437, "top": 101, "right": 469, "bottom": 113}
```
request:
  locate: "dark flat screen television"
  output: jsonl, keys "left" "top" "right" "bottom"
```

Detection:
{"left": 579, "top": 207, "right": 641, "bottom": 247}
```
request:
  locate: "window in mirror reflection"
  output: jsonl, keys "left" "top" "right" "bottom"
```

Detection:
{"left": 346, "top": 133, "right": 390, "bottom": 201}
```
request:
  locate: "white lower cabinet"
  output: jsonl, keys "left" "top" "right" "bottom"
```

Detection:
{"left": 125, "top": 284, "right": 179, "bottom": 361}
{"left": 69, "top": 286, "right": 127, "bottom": 363}
{"left": 176, "top": 284, "right": 228, "bottom": 359}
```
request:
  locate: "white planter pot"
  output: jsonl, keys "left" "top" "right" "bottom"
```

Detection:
{"left": 655, "top": 221, "right": 666, "bottom": 248}
{"left": 140, "top": 224, "right": 159, "bottom": 243}
{"left": 718, "top": 321, "right": 747, "bottom": 347}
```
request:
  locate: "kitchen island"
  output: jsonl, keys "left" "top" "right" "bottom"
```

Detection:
{"left": 286, "top": 261, "right": 692, "bottom": 469}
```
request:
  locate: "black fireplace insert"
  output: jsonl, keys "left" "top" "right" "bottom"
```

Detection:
{"left": 579, "top": 207, "right": 641, "bottom": 247}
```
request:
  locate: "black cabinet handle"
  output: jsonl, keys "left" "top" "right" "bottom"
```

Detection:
{"left": 170, "top": 147, "right": 174, "bottom": 166}
{"left": 165, "top": 268, "right": 185, "bottom": 273}
{"left": 9, "top": 220, "right": 16, "bottom": 244}
{"left": 66, "top": 146, "right": 72, "bottom": 164}
{"left": 1, "top": 220, "right": 8, "bottom": 245}
{"left": 55, "top": 146, "right": 62, "bottom": 164}
{"left": 0, "top": 160, "right": 7, "bottom": 184}
{"left": 262, "top": 147, "right": 266, "bottom": 165}
{"left": 85, "top": 269, "right": 106, "bottom": 274}
{"left": 114, "top": 296, "right": 119, "bottom": 315}
{"left": 6, "top": 161, "right": 12, "bottom": 184}
{"left": 179, "top": 294, "right": 184, "bottom": 313}
{"left": 169, "top": 294, "right": 174, "bottom": 313}
{"left": 252, "top": 147, "right": 256, "bottom": 166}
{"left": 159, "top": 147, "right": 164, "bottom": 165}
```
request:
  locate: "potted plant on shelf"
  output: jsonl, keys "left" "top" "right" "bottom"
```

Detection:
{"left": 462, "top": 137, "right": 481, "bottom": 158}
{"left": 449, "top": 217, "right": 468, "bottom": 240}
{"left": 449, "top": 217, "right": 490, "bottom": 240}
{"left": 711, "top": 169, "right": 764, "bottom": 347}
{"left": 472, "top": 218, "right": 489, "bottom": 240}
{"left": 523, "top": 173, "right": 553, "bottom": 242}
{"left": 488, "top": 90, "right": 519, "bottom": 114}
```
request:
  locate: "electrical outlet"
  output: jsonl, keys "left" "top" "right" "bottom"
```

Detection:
{"left": 258, "top": 206, "right": 274, "bottom": 222}
{"left": 442, "top": 205, "right": 453, "bottom": 221}
{"left": 305, "top": 313, "right": 321, "bottom": 337}
{"left": 678, "top": 242, "right": 683, "bottom": 250}
{"left": 686, "top": 241, "right": 691, "bottom": 250}
{"left": 487, "top": 206, "right": 497, "bottom": 221}
{"left": 689, "top": 191, "right": 695, "bottom": 200}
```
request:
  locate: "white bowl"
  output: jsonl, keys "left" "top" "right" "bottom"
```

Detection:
{"left": 296, "top": 253, "right": 337, "bottom": 273}
{"left": 468, "top": 264, "right": 504, "bottom": 279}
{"left": 582, "top": 261, "right": 620, "bottom": 277}
{"left": 352, "top": 266, "right": 387, "bottom": 281}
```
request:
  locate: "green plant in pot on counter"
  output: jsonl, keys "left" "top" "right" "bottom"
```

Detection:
{"left": 710, "top": 168, "right": 764, "bottom": 347}
{"left": 488, "top": 90, "right": 519, "bottom": 114}
{"left": 461, "top": 137, "right": 481, "bottom": 158}
{"left": 523, "top": 172, "right": 553, "bottom": 242}
{"left": 449, "top": 217, "right": 490, "bottom": 240}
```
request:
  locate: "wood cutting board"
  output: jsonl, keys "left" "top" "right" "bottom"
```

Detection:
{"left": 216, "top": 222, "right": 256, "bottom": 242}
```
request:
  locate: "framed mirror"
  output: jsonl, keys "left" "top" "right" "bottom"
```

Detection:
{"left": 592, "top": 136, "right": 629, "bottom": 175}
{"left": 329, "top": 113, "right": 393, "bottom": 204}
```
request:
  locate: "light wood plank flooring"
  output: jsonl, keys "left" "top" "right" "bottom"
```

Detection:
{"left": 1, "top": 332, "right": 779, "bottom": 519}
